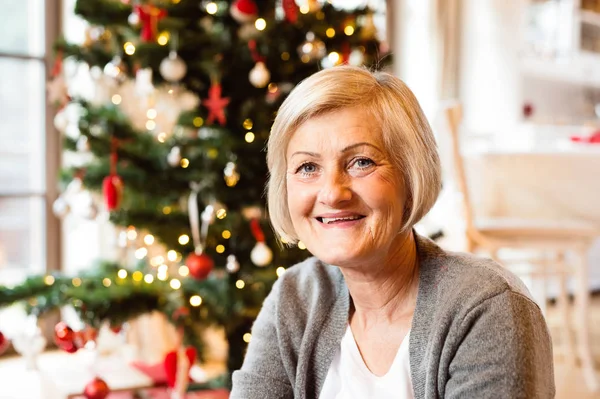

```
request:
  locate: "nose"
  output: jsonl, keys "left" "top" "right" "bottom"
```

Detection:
{"left": 317, "top": 167, "right": 352, "bottom": 207}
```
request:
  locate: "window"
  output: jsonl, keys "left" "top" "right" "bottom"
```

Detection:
{"left": 0, "top": 0, "right": 61, "bottom": 338}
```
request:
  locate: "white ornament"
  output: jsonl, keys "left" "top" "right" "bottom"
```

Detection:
{"left": 249, "top": 62, "right": 270, "bottom": 88}
{"left": 76, "top": 136, "right": 90, "bottom": 152}
{"left": 73, "top": 193, "right": 98, "bottom": 220}
{"left": 168, "top": 146, "right": 182, "bottom": 167}
{"left": 46, "top": 74, "right": 69, "bottom": 106}
{"left": 250, "top": 242, "right": 273, "bottom": 266}
{"left": 52, "top": 196, "right": 70, "bottom": 218}
{"left": 349, "top": 49, "right": 365, "bottom": 66}
{"left": 226, "top": 254, "right": 240, "bottom": 273}
{"left": 66, "top": 178, "right": 84, "bottom": 195}
{"left": 135, "top": 68, "right": 154, "bottom": 98}
{"left": 160, "top": 51, "right": 187, "bottom": 83}
{"left": 53, "top": 109, "right": 69, "bottom": 132}
{"left": 128, "top": 12, "right": 140, "bottom": 26}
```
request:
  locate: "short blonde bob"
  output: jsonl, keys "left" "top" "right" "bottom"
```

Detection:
{"left": 266, "top": 65, "right": 441, "bottom": 244}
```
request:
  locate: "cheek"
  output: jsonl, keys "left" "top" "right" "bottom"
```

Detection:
{"left": 286, "top": 179, "right": 316, "bottom": 219}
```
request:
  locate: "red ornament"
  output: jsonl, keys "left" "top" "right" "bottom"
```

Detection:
{"left": 164, "top": 347, "right": 197, "bottom": 388}
{"left": 102, "top": 175, "right": 123, "bottom": 211}
{"left": 0, "top": 331, "right": 9, "bottom": 355}
{"left": 282, "top": 0, "right": 298, "bottom": 23}
{"left": 523, "top": 102, "right": 534, "bottom": 119}
{"left": 230, "top": 0, "right": 258, "bottom": 23}
{"left": 202, "top": 82, "right": 230, "bottom": 126}
{"left": 55, "top": 322, "right": 79, "bottom": 353}
{"left": 185, "top": 253, "right": 214, "bottom": 280}
{"left": 83, "top": 377, "right": 110, "bottom": 399}
{"left": 134, "top": 4, "right": 167, "bottom": 42}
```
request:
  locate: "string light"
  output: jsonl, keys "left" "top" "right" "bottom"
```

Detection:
{"left": 299, "top": 5, "right": 309, "bottom": 14}
{"left": 245, "top": 132, "right": 255, "bottom": 143}
{"left": 298, "top": 241, "right": 307, "bottom": 250}
{"left": 157, "top": 270, "right": 168, "bottom": 281}
{"left": 157, "top": 132, "right": 167, "bottom": 143}
{"left": 163, "top": 206, "right": 172, "bottom": 215}
{"left": 344, "top": 25, "right": 355, "bottom": 36}
{"left": 276, "top": 267, "right": 286, "bottom": 277}
{"left": 72, "top": 277, "right": 82, "bottom": 287}
{"left": 190, "top": 295, "right": 202, "bottom": 306}
{"left": 222, "top": 230, "right": 231, "bottom": 239}
{"left": 144, "top": 234, "right": 155, "bottom": 245}
{"left": 179, "top": 265, "right": 190, "bottom": 277}
{"left": 147, "top": 109, "right": 157, "bottom": 119}
{"left": 158, "top": 265, "right": 169, "bottom": 274}
{"left": 144, "top": 274, "right": 154, "bottom": 284}
{"left": 216, "top": 245, "right": 225, "bottom": 254}
{"left": 118, "top": 269, "right": 128, "bottom": 279}
{"left": 170, "top": 279, "right": 182, "bottom": 290}
{"left": 236, "top": 280, "right": 245, "bottom": 289}
{"left": 44, "top": 276, "right": 55, "bottom": 285}
{"left": 243, "top": 119, "right": 253, "bottom": 130}
{"left": 146, "top": 120, "right": 156, "bottom": 130}
{"left": 111, "top": 94, "right": 122, "bottom": 105}
{"left": 157, "top": 31, "right": 170, "bottom": 45}
{"left": 206, "top": 2, "right": 218, "bottom": 14}
{"left": 216, "top": 208, "right": 227, "bottom": 219}
{"left": 180, "top": 158, "right": 190, "bottom": 168}
{"left": 103, "top": 278, "right": 112, "bottom": 287}
{"left": 243, "top": 333, "right": 252, "bottom": 343}
{"left": 328, "top": 52, "right": 341, "bottom": 65}
{"left": 132, "top": 271, "right": 143, "bottom": 282}
{"left": 280, "top": 237, "right": 288, "bottom": 244}
{"left": 268, "top": 83, "right": 278, "bottom": 93}
{"left": 255, "top": 18, "right": 266, "bottom": 31}
{"left": 207, "top": 148, "right": 219, "bottom": 159}
{"left": 135, "top": 248, "right": 148, "bottom": 259}
{"left": 281, "top": 52, "right": 290, "bottom": 61}
{"left": 127, "top": 227, "right": 137, "bottom": 240}
{"left": 167, "top": 250, "right": 178, "bottom": 261}
{"left": 150, "top": 256, "right": 165, "bottom": 267}
{"left": 193, "top": 117, "right": 204, "bottom": 127}
{"left": 178, "top": 234, "right": 190, "bottom": 245}
{"left": 301, "top": 54, "right": 310, "bottom": 63}
{"left": 124, "top": 42, "right": 136, "bottom": 55}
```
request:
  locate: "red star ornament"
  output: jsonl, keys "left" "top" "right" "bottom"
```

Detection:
{"left": 202, "top": 82, "right": 230, "bottom": 126}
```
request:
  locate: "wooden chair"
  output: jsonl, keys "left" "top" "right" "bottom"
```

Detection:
{"left": 445, "top": 103, "right": 599, "bottom": 391}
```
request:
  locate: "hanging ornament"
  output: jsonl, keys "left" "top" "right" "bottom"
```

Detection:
{"left": 159, "top": 51, "right": 187, "bottom": 83}
{"left": 47, "top": 51, "right": 70, "bottom": 108}
{"left": 128, "top": 11, "right": 140, "bottom": 27}
{"left": 185, "top": 185, "right": 215, "bottom": 280}
{"left": 53, "top": 109, "right": 69, "bottom": 132}
{"left": 247, "top": 40, "right": 270, "bottom": 88}
{"left": 74, "top": 192, "right": 99, "bottom": 220}
{"left": 306, "top": 0, "right": 322, "bottom": 12}
{"left": 167, "top": 146, "right": 182, "bottom": 167}
{"left": 83, "top": 377, "right": 110, "bottom": 399}
{"left": 135, "top": 67, "right": 154, "bottom": 98}
{"left": 360, "top": 13, "right": 377, "bottom": 40}
{"left": 223, "top": 161, "right": 240, "bottom": 187}
{"left": 102, "top": 139, "right": 123, "bottom": 211}
{"left": 76, "top": 135, "right": 90, "bottom": 152}
{"left": 134, "top": 4, "right": 167, "bottom": 42}
{"left": 12, "top": 315, "right": 47, "bottom": 371}
{"left": 282, "top": 0, "right": 298, "bottom": 23}
{"left": 52, "top": 196, "right": 71, "bottom": 219}
{"left": 249, "top": 218, "right": 273, "bottom": 266}
{"left": 104, "top": 56, "right": 127, "bottom": 83}
{"left": 202, "top": 81, "right": 230, "bottom": 126}
{"left": 164, "top": 345, "right": 196, "bottom": 397}
{"left": 297, "top": 32, "right": 326, "bottom": 63}
{"left": 0, "top": 331, "right": 10, "bottom": 356}
{"left": 54, "top": 322, "right": 79, "bottom": 353}
{"left": 349, "top": 48, "right": 365, "bottom": 66}
{"left": 230, "top": 0, "right": 258, "bottom": 23}
{"left": 226, "top": 254, "right": 240, "bottom": 273}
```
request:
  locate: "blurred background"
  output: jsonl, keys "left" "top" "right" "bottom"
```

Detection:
{"left": 0, "top": 0, "right": 599, "bottom": 398}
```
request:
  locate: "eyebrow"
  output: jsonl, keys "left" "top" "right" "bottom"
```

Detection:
{"left": 289, "top": 142, "right": 381, "bottom": 159}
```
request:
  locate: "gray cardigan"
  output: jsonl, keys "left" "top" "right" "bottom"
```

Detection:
{"left": 231, "top": 234, "right": 555, "bottom": 398}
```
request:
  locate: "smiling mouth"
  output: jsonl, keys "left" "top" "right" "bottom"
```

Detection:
{"left": 316, "top": 215, "right": 366, "bottom": 224}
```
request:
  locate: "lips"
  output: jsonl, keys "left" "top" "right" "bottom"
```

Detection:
{"left": 315, "top": 214, "right": 366, "bottom": 224}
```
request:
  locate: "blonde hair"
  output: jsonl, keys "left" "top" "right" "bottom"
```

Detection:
{"left": 267, "top": 65, "right": 441, "bottom": 244}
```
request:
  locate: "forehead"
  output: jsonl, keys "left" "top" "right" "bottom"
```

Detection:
{"left": 287, "top": 107, "right": 382, "bottom": 153}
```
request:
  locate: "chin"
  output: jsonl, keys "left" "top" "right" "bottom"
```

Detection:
{"left": 307, "top": 243, "right": 366, "bottom": 267}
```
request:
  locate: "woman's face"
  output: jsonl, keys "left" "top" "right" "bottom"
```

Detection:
{"left": 285, "top": 107, "right": 407, "bottom": 267}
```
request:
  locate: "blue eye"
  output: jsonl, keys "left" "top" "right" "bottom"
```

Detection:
{"left": 353, "top": 158, "right": 375, "bottom": 169}
{"left": 297, "top": 162, "right": 317, "bottom": 174}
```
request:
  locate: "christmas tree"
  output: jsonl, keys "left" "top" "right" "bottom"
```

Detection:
{"left": 0, "top": 0, "right": 388, "bottom": 383}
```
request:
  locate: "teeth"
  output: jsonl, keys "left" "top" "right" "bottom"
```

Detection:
{"left": 321, "top": 216, "right": 362, "bottom": 224}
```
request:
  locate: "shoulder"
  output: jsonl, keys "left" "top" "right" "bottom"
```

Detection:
{"left": 271, "top": 256, "right": 344, "bottom": 316}
{"left": 416, "top": 235, "right": 536, "bottom": 311}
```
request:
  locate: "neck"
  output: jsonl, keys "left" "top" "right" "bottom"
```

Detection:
{"left": 341, "top": 230, "right": 419, "bottom": 328}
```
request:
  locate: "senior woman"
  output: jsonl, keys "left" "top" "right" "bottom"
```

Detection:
{"left": 231, "top": 66, "right": 554, "bottom": 398}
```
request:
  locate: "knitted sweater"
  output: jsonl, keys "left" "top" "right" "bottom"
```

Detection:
{"left": 231, "top": 234, "right": 555, "bottom": 398}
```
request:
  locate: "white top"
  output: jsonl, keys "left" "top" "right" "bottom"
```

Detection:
{"left": 319, "top": 326, "right": 413, "bottom": 398}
